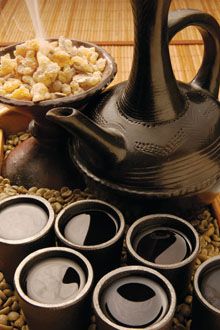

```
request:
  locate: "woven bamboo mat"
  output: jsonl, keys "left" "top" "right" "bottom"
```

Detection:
{"left": 0, "top": 0, "right": 213, "bottom": 85}
{"left": 105, "top": 44, "right": 203, "bottom": 86}
{"left": 0, "top": 0, "right": 207, "bottom": 90}
{"left": 0, "top": 0, "right": 219, "bottom": 46}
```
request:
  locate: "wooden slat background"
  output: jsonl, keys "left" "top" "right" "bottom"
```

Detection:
{"left": 0, "top": 0, "right": 217, "bottom": 89}
{"left": 104, "top": 44, "right": 204, "bottom": 86}
{"left": 0, "top": 0, "right": 220, "bottom": 44}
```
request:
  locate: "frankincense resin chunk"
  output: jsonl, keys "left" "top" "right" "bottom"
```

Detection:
{"left": 0, "top": 37, "right": 106, "bottom": 102}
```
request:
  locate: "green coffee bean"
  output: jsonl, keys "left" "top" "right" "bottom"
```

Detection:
{"left": 0, "top": 307, "right": 10, "bottom": 315}
{"left": 0, "top": 324, "right": 12, "bottom": 330}
{"left": 3, "top": 291, "right": 12, "bottom": 298}
{"left": 28, "top": 187, "right": 38, "bottom": 194}
{"left": 0, "top": 284, "right": 8, "bottom": 291}
{"left": 3, "top": 298, "right": 13, "bottom": 308}
{"left": 21, "top": 326, "right": 29, "bottom": 330}
{"left": 51, "top": 202, "right": 62, "bottom": 213}
{"left": 0, "top": 292, "right": 7, "bottom": 302}
{"left": 0, "top": 315, "right": 8, "bottom": 325}
{"left": 11, "top": 302, "right": 19, "bottom": 312}
{"left": 60, "top": 187, "right": 72, "bottom": 198}
{"left": 7, "top": 312, "right": 19, "bottom": 322}
{"left": 19, "top": 133, "right": 29, "bottom": 141}
{"left": 184, "top": 295, "right": 192, "bottom": 305}
{"left": 179, "top": 304, "right": 191, "bottom": 318}
{"left": 14, "top": 316, "right": 25, "bottom": 328}
{"left": 198, "top": 253, "right": 208, "bottom": 262}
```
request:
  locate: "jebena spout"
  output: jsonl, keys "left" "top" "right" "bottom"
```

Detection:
{"left": 46, "top": 107, "right": 127, "bottom": 165}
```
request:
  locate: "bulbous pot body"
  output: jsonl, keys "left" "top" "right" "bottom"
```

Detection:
{"left": 47, "top": 0, "right": 220, "bottom": 219}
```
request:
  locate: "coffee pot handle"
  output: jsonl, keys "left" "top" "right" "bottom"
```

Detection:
{"left": 168, "top": 9, "right": 220, "bottom": 98}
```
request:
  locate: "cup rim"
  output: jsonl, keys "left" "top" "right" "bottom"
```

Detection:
{"left": 126, "top": 213, "right": 200, "bottom": 270}
{"left": 54, "top": 199, "right": 125, "bottom": 251}
{"left": 14, "top": 246, "right": 94, "bottom": 308}
{"left": 194, "top": 255, "right": 220, "bottom": 315}
{"left": 0, "top": 195, "right": 55, "bottom": 245}
{"left": 93, "top": 265, "right": 176, "bottom": 330}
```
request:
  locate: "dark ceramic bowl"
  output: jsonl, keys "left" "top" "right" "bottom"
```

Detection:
{"left": 0, "top": 194, "right": 55, "bottom": 284}
{"left": 0, "top": 39, "right": 117, "bottom": 121}
{"left": 55, "top": 199, "right": 125, "bottom": 281}
{"left": 93, "top": 266, "right": 176, "bottom": 330}
{"left": 14, "top": 247, "right": 94, "bottom": 330}
{"left": 126, "top": 214, "right": 200, "bottom": 301}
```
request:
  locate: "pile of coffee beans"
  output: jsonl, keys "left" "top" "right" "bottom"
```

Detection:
{"left": 0, "top": 271, "right": 28, "bottom": 330}
{"left": 3, "top": 132, "right": 30, "bottom": 159}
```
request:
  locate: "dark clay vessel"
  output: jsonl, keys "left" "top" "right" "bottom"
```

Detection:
{"left": 14, "top": 247, "right": 94, "bottom": 330}
{"left": 126, "top": 214, "right": 200, "bottom": 302}
{"left": 47, "top": 0, "right": 220, "bottom": 215}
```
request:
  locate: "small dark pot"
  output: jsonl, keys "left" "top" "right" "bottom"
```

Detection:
{"left": 55, "top": 199, "right": 125, "bottom": 282}
{"left": 14, "top": 247, "right": 94, "bottom": 330}
{"left": 126, "top": 214, "right": 200, "bottom": 301}
{"left": 0, "top": 195, "right": 55, "bottom": 284}
{"left": 191, "top": 256, "right": 220, "bottom": 330}
{"left": 93, "top": 266, "right": 176, "bottom": 330}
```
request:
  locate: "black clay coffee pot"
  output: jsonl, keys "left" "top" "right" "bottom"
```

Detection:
{"left": 48, "top": 0, "right": 220, "bottom": 216}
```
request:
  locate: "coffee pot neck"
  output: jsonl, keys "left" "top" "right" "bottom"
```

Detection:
{"left": 119, "top": 0, "right": 185, "bottom": 123}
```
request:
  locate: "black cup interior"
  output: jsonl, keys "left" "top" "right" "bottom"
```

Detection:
{"left": 129, "top": 215, "right": 198, "bottom": 266}
{"left": 57, "top": 201, "right": 122, "bottom": 247}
